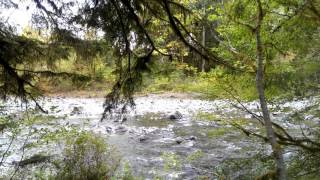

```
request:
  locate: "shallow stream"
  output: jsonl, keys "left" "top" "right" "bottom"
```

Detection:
{"left": 0, "top": 94, "right": 318, "bottom": 179}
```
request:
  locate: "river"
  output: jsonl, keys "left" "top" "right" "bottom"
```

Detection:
{"left": 0, "top": 94, "right": 318, "bottom": 179}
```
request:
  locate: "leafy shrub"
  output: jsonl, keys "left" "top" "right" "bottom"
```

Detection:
{"left": 55, "top": 132, "right": 121, "bottom": 180}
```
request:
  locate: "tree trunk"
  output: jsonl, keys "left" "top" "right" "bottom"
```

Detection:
{"left": 255, "top": 0, "right": 286, "bottom": 179}
{"left": 201, "top": 25, "right": 206, "bottom": 72}
{"left": 201, "top": 3, "right": 206, "bottom": 72}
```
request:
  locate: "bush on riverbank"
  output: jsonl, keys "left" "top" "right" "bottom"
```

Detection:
{"left": 55, "top": 132, "right": 121, "bottom": 180}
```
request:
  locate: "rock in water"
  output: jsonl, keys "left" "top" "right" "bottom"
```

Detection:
{"left": 121, "top": 117, "right": 128, "bottom": 124}
{"left": 71, "top": 106, "right": 82, "bottom": 115}
{"left": 139, "top": 136, "right": 148, "bottom": 142}
{"left": 186, "top": 136, "right": 196, "bottom": 141}
{"left": 168, "top": 111, "right": 183, "bottom": 120}
{"left": 175, "top": 137, "right": 184, "bottom": 144}
{"left": 105, "top": 126, "right": 112, "bottom": 134}
{"left": 0, "top": 123, "right": 8, "bottom": 132}
{"left": 115, "top": 126, "right": 127, "bottom": 134}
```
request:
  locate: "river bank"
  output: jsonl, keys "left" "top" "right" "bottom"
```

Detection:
{"left": 45, "top": 90, "right": 204, "bottom": 99}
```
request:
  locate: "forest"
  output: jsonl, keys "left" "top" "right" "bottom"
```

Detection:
{"left": 0, "top": 0, "right": 319, "bottom": 179}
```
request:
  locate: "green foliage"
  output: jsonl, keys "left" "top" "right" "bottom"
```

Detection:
{"left": 0, "top": 116, "right": 16, "bottom": 132}
{"left": 214, "top": 152, "right": 275, "bottom": 179}
{"left": 0, "top": 114, "right": 74, "bottom": 179}
{"left": 0, "top": 112, "right": 131, "bottom": 179}
{"left": 287, "top": 149, "right": 320, "bottom": 179}
{"left": 142, "top": 61, "right": 186, "bottom": 93}
{"left": 55, "top": 132, "right": 121, "bottom": 180}
{"left": 210, "top": 0, "right": 320, "bottom": 100}
{"left": 142, "top": 63, "right": 259, "bottom": 100}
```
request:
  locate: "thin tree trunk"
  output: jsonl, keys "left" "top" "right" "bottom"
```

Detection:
{"left": 201, "top": 2, "right": 206, "bottom": 72}
{"left": 255, "top": 0, "right": 286, "bottom": 179}
{"left": 201, "top": 25, "right": 206, "bottom": 72}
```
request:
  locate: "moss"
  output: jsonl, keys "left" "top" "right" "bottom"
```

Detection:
{"left": 281, "top": 106, "right": 293, "bottom": 113}
{"left": 173, "top": 128, "right": 189, "bottom": 137}
{"left": 232, "top": 118, "right": 254, "bottom": 126}
{"left": 187, "top": 150, "right": 204, "bottom": 162}
{"left": 161, "top": 152, "right": 181, "bottom": 171}
{"left": 135, "top": 113, "right": 172, "bottom": 128}
{"left": 207, "top": 128, "right": 228, "bottom": 138}
{"left": 194, "top": 111, "right": 220, "bottom": 122}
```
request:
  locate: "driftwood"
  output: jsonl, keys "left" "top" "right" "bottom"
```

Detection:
{"left": 14, "top": 154, "right": 51, "bottom": 167}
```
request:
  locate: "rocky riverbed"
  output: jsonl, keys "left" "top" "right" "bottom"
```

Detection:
{"left": 0, "top": 94, "right": 319, "bottom": 179}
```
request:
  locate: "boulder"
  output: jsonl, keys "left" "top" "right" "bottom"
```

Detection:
{"left": 168, "top": 111, "right": 183, "bottom": 120}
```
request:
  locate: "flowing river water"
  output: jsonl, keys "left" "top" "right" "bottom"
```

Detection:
{"left": 0, "top": 94, "right": 319, "bottom": 179}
